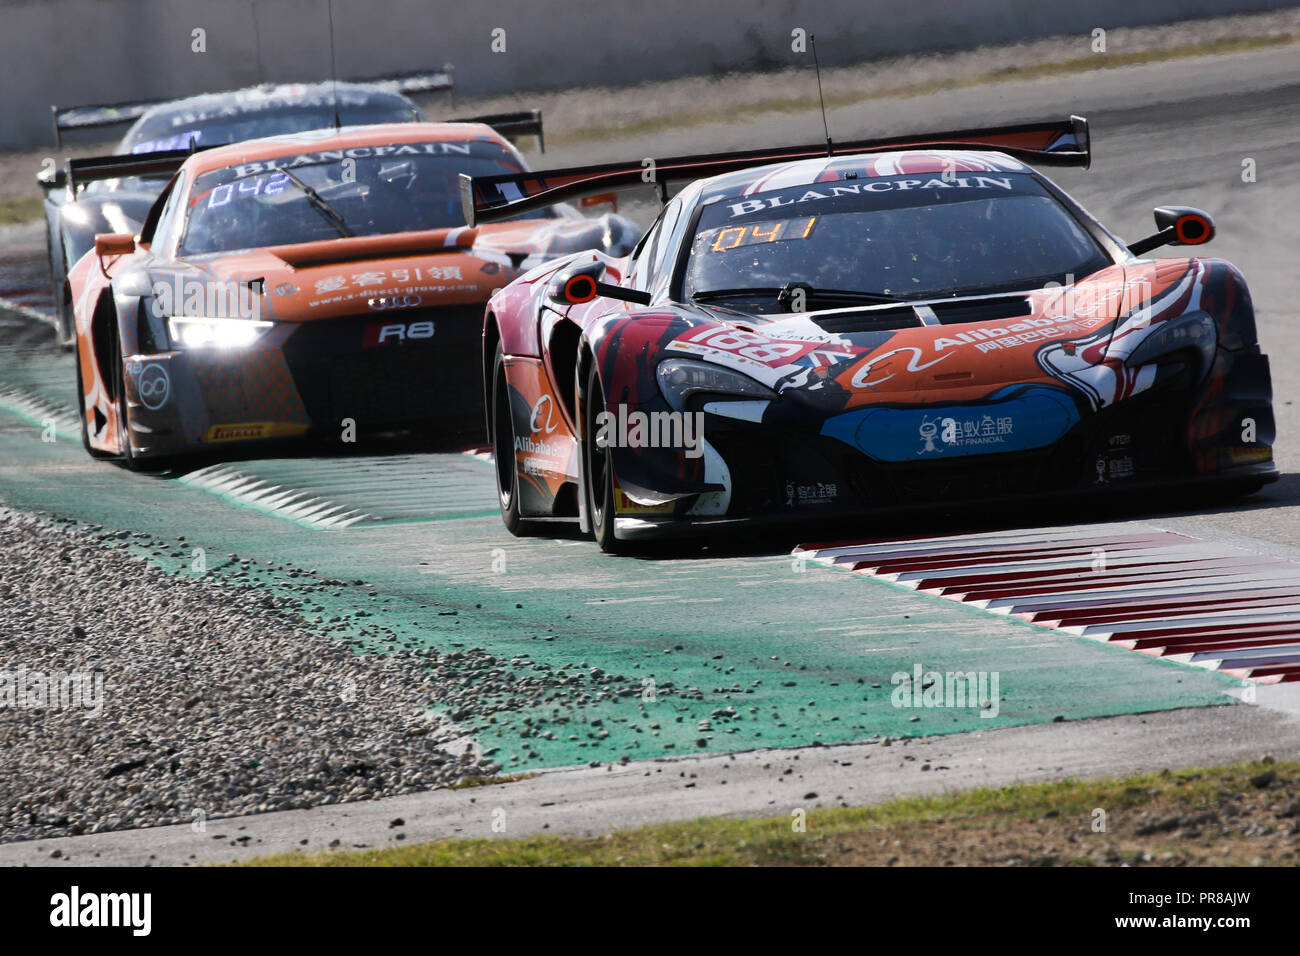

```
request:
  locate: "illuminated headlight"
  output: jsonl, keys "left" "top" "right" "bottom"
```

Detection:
{"left": 167, "top": 316, "right": 272, "bottom": 349}
{"left": 61, "top": 204, "right": 90, "bottom": 226}
{"left": 656, "top": 357, "right": 776, "bottom": 412}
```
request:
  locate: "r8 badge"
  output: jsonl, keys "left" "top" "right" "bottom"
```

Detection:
{"left": 363, "top": 320, "right": 436, "bottom": 347}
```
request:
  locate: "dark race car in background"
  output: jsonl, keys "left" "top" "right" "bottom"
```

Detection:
{"left": 464, "top": 117, "right": 1277, "bottom": 552}
{"left": 66, "top": 122, "right": 639, "bottom": 467}
{"left": 37, "top": 72, "right": 461, "bottom": 344}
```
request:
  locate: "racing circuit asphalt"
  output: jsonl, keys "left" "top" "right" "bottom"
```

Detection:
{"left": 1, "top": 42, "right": 1299, "bottom": 864}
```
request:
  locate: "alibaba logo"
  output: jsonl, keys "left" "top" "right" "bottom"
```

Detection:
{"left": 529, "top": 394, "right": 558, "bottom": 435}
{"left": 850, "top": 347, "right": 950, "bottom": 389}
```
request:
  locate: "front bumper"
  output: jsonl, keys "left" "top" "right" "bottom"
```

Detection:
{"left": 611, "top": 353, "right": 1278, "bottom": 540}
{"left": 122, "top": 306, "right": 487, "bottom": 458}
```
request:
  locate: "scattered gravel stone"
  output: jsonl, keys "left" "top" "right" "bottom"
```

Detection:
{"left": 0, "top": 508, "right": 496, "bottom": 843}
{"left": 1250, "top": 769, "right": 1278, "bottom": 790}
{"left": 1, "top": 506, "right": 685, "bottom": 844}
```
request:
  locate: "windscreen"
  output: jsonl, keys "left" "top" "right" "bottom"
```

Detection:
{"left": 93, "top": 92, "right": 419, "bottom": 198}
{"left": 683, "top": 172, "right": 1110, "bottom": 312}
{"left": 178, "top": 141, "right": 544, "bottom": 255}
{"left": 123, "top": 94, "right": 419, "bottom": 154}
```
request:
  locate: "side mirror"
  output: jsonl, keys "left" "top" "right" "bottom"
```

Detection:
{"left": 95, "top": 233, "right": 136, "bottom": 257}
{"left": 94, "top": 232, "right": 136, "bottom": 276}
{"left": 547, "top": 258, "right": 651, "bottom": 307}
{"left": 580, "top": 192, "right": 619, "bottom": 212}
{"left": 1127, "top": 206, "right": 1215, "bottom": 257}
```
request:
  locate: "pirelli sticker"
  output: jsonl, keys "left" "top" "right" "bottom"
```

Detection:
{"left": 201, "top": 422, "right": 309, "bottom": 443}
{"left": 613, "top": 488, "right": 675, "bottom": 515}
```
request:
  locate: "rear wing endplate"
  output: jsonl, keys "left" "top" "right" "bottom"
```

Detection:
{"left": 49, "top": 100, "right": 165, "bottom": 149}
{"left": 351, "top": 65, "right": 455, "bottom": 102}
{"left": 63, "top": 147, "right": 197, "bottom": 193}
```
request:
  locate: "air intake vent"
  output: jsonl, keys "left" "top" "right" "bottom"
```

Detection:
{"left": 810, "top": 306, "right": 921, "bottom": 334}
{"left": 930, "top": 296, "right": 1033, "bottom": 326}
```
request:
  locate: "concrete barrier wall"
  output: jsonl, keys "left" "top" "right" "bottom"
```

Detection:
{"left": 1, "top": 0, "right": 1296, "bottom": 148}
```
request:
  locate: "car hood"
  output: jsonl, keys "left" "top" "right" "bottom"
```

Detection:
{"left": 654, "top": 260, "right": 1203, "bottom": 412}
{"left": 158, "top": 219, "right": 615, "bottom": 321}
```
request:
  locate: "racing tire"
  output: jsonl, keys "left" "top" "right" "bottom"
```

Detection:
{"left": 582, "top": 363, "right": 631, "bottom": 555}
{"left": 490, "top": 345, "right": 542, "bottom": 536}
{"left": 57, "top": 279, "right": 75, "bottom": 350}
{"left": 53, "top": 235, "right": 75, "bottom": 349}
{"left": 1218, "top": 477, "right": 1269, "bottom": 501}
{"left": 73, "top": 334, "right": 110, "bottom": 459}
{"left": 45, "top": 219, "right": 71, "bottom": 347}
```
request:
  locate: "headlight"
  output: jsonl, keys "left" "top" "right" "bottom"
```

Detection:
{"left": 656, "top": 357, "right": 776, "bottom": 412}
{"left": 167, "top": 316, "right": 272, "bottom": 349}
{"left": 1122, "top": 311, "right": 1216, "bottom": 371}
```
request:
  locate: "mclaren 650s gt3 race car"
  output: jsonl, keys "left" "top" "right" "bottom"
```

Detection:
{"left": 68, "top": 121, "right": 639, "bottom": 467}
{"left": 464, "top": 117, "right": 1277, "bottom": 552}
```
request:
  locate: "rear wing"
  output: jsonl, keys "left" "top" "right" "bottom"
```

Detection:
{"left": 461, "top": 115, "right": 1089, "bottom": 226}
{"left": 49, "top": 100, "right": 165, "bottom": 149}
{"left": 41, "top": 107, "right": 538, "bottom": 195}
{"left": 449, "top": 109, "right": 544, "bottom": 152}
{"left": 349, "top": 65, "right": 456, "bottom": 102}
{"left": 48, "top": 65, "right": 457, "bottom": 147}
{"left": 62, "top": 147, "right": 198, "bottom": 194}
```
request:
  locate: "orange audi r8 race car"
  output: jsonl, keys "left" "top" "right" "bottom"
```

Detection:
{"left": 66, "top": 121, "right": 639, "bottom": 466}
{"left": 38, "top": 73, "right": 452, "bottom": 346}
{"left": 464, "top": 117, "right": 1276, "bottom": 551}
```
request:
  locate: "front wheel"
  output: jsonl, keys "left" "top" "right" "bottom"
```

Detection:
{"left": 57, "top": 280, "right": 75, "bottom": 350}
{"left": 1209, "top": 476, "right": 1269, "bottom": 503}
{"left": 582, "top": 363, "right": 627, "bottom": 554}
{"left": 109, "top": 322, "right": 141, "bottom": 470}
{"left": 491, "top": 345, "right": 541, "bottom": 536}
{"left": 73, "top": 335, "right": 110, "bottom": 459}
